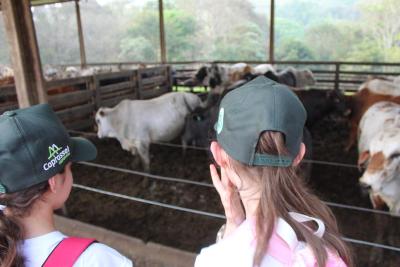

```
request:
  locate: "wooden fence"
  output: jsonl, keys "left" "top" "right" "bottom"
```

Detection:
{"left": 172, "top": 62, "right": 400, "bottom": 92}
{"left": 0, "top": 65, "right": 172, "bottom": 130}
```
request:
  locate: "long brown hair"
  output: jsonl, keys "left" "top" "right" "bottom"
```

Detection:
{"left": 228, "top": 131, "right": 353, "bottom": 267}
{"left": 0, "top": 182, "right": 49, "bottom": 267}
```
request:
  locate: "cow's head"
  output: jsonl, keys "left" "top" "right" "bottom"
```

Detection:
{"left": 195, "top": 64, "right": 223, "bottom": 89}
{"left": 95, "top": 108, "right": 116, "bottom": 139}
{"left": 359, "top": 141, "right": 400, "bottom": 211}
{"left": 326, "top": 89, "right": 350, "bottom": 116}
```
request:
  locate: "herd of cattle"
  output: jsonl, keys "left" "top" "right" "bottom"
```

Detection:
{"left": 1, "top": 62, "right": 400, "bottom": 216}
{"left": 0, "top": 64, "right": 147, "bottom": 85}
{"left": 94, "top": 63, "right": 400, "bottom": 216}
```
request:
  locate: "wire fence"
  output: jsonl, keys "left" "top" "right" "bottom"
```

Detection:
{"left": 72, "top": 183, "right": 400, "bottom": 253}
{"left": 68, "top": 129, "right": 400, "bottom": 253}
{"left": 77, "top": 160, "right": 395, "bottom": 217}
{"left": 78, "top": 161, "right": 213, "bottom": 188}
{"left": 68, "top": 130, "right": 361, "bottom": 169}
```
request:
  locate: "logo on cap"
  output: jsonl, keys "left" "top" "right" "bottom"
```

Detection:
{"left": 216, "top": 108, "right": 224, "bottom": 134}
{"left": 0, "top": 183, "right": 6, "bottom": 193}
{"left": 43, "top": 144, "right": 71, "bottom": 171}
{"left": 48, "top": 144, "right": 62, "bottom": 160}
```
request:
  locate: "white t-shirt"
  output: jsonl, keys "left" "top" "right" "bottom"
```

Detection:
{"left": 20, "top": 231, "right": 133, "bottom": 267}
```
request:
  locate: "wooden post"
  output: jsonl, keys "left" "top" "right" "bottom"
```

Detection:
{"left": 334, "top": 63, "right": 340, "bottom": 91}
{"left": 75, "top": 0, "right": 87, "bottom": 68}
{"left": 158, "top": 0, "right": 166, "bottom": 63}
{"left": 2, "top": 0, "right": 47, "bottom": 107}
{"left": 269, "top": 0, "right": 275, "bottom": 63}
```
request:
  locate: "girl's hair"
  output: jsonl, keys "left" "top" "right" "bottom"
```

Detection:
{"left": 227, "top": 131, "right": 353, "bottom": 267}
{"left": 0, "top": 181, "right": 50, "bottom": 266}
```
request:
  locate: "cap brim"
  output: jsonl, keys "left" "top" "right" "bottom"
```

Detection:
{"left": 69, "top": 137, "right": 97, "bottom": 162}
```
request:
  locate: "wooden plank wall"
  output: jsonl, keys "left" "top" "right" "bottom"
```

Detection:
{"left": 94, "top": 70, "right": 138, "bottom": 108}
{"left": 0, "top": 65, "right": 172, "bottom": 130}
{"left": 138, "top": 66, "right": 171, "bottom": 99}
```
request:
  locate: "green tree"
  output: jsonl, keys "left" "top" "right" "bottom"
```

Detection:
{"left": 276, "top": 39, "right": 315, "bottom": 61}
{"left": 212, "top": 22, "right": 266, "bottom": 61}
{"left": 358, "top": 0, "right": 400, "bottom": 61}
{"left": 164, "top": 9, "right": 198, "bottom": 61}
{"left": 119, "top": 7, "right": 160, "bottom": 61}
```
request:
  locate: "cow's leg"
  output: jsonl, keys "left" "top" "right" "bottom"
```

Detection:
{"left": 137, "top": 142, "right": 150, "bottom": 172}
{"left": 345, "top": 120, "right": 358, "bottom": 152}
{"left": 181, "top": 138, "right": 188, "bottom": 156}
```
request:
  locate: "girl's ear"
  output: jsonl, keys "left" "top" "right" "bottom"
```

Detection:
{"left": 293, "top": 143, "right": 306, "bottom": 166}
{"left": 48, "top": 176, "right": 58, "bottom": 193}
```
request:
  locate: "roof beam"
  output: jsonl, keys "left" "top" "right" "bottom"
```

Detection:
{"left": 75, "top": 0, "right": 86, "bottom": 68}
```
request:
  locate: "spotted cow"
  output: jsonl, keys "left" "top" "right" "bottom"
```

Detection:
{"left": 357, "top": 101, "right": 400, "bottom": 214}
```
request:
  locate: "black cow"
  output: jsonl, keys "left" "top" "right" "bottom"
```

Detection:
{"left": 294, "top": 89, "right": 347, "bottom": 128}
{"left": 181, "top": 92, "right": 221, "bottom": 151}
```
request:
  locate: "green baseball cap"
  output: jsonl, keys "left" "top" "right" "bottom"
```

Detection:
{"left": 214, "top": 76, "right": 306, "bottom": 167}
{"left": 0, "top": 104, "right": 97, "bottom": 193}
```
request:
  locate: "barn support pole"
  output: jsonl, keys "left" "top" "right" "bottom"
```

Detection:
{"left": 334, "top": 63, "right": 340, "bottom": 91}
{"left": 269, "top": 0, "right": 275, "bottom": 63}
{"left": 158, "top": 0, "right": 167, "bottom": 64}
{"left": 75, "top": 0, "right": 87, "bottom": 68}
{"left": 2, "top": 0, "right": 47, "bottom": 107}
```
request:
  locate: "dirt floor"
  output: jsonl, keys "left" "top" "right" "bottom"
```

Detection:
{"left": 67, "top": 113, "right": 400, "bottom": 267}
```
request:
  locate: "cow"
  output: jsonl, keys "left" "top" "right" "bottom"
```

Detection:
{"left": 345, "top": 79, "right": 400, "bottom": 151}
{"left": 181, "top": 92, "right": 221, "bottom": 150}
{"left": 294, "top": 89, "right": 347, "bottom": 128}
{"left": 95, "top": 92, "right": 205, "bottom": 171}
{"left": 261, "top": 67, "right": 316, "bottom": 88}
{"left": 252, "top": 64, "right": 275, "bottom": 75}
{"left": 357, "top": 101, "right": 400, "bottom": 214}
{"left": 183, "top": 63, "right": 252, "bottom": 92}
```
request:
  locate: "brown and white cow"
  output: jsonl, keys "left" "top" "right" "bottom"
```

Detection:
{"left": 357, "top": 101, "right": 400, "bottom": 214}
{"left": 345, "top": 79, "right": 400, "bottom": 151}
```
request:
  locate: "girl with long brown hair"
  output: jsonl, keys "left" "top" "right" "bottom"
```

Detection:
{"left": 0, "top": 104, "right": 132, "bottom": 267}
{"left": 195, "top": 76, "right": 353, "bottom": 267}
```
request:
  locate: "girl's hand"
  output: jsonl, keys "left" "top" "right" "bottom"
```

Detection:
{"left": 210, "top": 164, "right": 245, "bottom": 237}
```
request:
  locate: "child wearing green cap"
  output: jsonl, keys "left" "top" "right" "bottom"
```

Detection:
{"left": 0, "top": 104, "right": 132, "bottom": 266}
{"left": 195, "top": 77, "right": 352, "bottom": 267}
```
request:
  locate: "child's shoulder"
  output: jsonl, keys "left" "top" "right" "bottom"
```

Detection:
{"left": 293, "top": 244, "right": 347, "bottom": 267}
{"left": 77, "top": 243, "right": 133, "bottom": 267}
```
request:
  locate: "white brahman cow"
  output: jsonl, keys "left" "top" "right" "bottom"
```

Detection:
{"left": 357, "top": 101, "right": 400, "bottom": 214}
{"left": 95, "top": 92, "right": 205, "bottom": 171}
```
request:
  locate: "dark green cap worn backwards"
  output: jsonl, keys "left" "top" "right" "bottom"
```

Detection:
{"left": 0, "top": 104, "right": 97, "bottom": 193}
{"left": 214, "top": 76, "right": 307, "bottom": 167}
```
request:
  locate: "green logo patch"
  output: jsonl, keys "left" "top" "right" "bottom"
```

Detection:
{"left": 43, "top": 144, "right": 71, "bottom": 171}
{"left": 0, "top": 183, "right": 6, "bottom": 193}
{"left": 48, "top": 144, "right": 62, "bottom": 160}
{"left": 216, "top": 108, "right": 224, "bottom": 134}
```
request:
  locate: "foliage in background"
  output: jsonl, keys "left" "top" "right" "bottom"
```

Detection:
{"left": 0, "top": 0, "right": 399, "bottom": 65}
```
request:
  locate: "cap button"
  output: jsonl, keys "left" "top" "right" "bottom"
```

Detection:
{"left": 3, "top": 111, "right": 16, "bottom": 117}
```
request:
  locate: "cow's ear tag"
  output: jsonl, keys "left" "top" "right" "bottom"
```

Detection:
{"left": 215, "top": 108, "right": 224, "bottom": 134}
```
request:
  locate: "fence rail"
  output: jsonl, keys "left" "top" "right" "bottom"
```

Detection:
{"left": 0, "top": 65, "right": 173, "bottom": 129}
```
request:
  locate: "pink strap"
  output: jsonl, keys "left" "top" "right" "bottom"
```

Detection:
{"left": 266, "top": 233, "right": 293, "bottom": 265}
{"left": 42, "top": 237, "right": 96, "bottom": 267}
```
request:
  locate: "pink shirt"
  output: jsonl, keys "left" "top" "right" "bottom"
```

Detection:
{"left": 195, "top": 212, "right": 347, "bottom": 267}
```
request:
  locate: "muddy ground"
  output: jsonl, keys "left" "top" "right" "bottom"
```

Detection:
{"left": 67, "top": 114, "right": 400, "bottom": 267}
